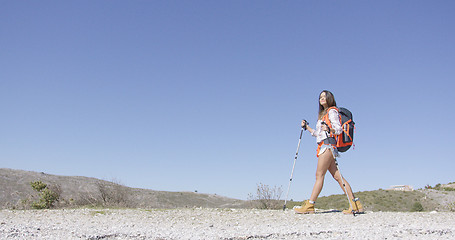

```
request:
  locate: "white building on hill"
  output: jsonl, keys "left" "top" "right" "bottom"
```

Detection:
{"left": 389, "top": 185, "right": 414, "bottom": 191}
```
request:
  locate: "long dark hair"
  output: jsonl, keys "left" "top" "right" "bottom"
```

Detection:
{"left": 318, "top": 90, "right": 337, "bottom": 119}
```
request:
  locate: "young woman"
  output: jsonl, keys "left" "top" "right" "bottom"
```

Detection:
{"left": 294, "top": 90, "right": 363, "bottom": 214}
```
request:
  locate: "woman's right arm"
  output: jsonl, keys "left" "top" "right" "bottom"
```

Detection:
{"left": 301, "top": 120, "right": 316, "bottom": 136}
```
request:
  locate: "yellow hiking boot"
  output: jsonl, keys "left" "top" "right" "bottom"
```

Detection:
{"left": 294, "top": 200, "right": 315, "bottom": 214}
{"left": 342, "top": 198, "right": 364, "bottom": 214}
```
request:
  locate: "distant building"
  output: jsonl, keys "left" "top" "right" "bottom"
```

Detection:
{"left": 389, "top": 185, "right": 414, "bottom": 191}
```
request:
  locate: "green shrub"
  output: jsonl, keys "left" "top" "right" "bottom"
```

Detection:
{"left": 411, "top": 202, "right": 424, "bottom": 212}
{"left": 30, "top": 181, "right": 61, "bottom": 209}
{"left": 30, "top": 181, "right": 47, "bottom": 192}
{"left": 449, "top": 202, "right": 455, "bottom": 212}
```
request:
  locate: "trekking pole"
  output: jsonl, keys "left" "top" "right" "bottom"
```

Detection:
{"left": 334, "top": 158, "right": 358, "bottom": 216}
{"left": 283, "top": 120, "right": 307, "bottom": 211}
{"left": 321, "top": 121, "right": 356, "bottom": 216}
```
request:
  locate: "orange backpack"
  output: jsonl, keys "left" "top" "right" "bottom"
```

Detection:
{"left": 322, "top": 107, "right": 355, "bottom": 152}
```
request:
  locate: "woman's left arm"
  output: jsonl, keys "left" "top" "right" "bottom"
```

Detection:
{"left": 328, "top": 109, "right": 342, "bottom": 135}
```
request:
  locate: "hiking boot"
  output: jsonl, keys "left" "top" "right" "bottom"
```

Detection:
{"left": 294, "top": 200, "right": 315, "bottom": 214}
{"left": 342, "top": 199, "right": 364, "bottom": 214}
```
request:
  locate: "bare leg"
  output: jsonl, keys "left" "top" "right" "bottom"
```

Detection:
{"left": 309, "top": 150, "right": 335, "bottom": 202}
{"left": 328, "top": 159, "right": 354, "bottom": 200}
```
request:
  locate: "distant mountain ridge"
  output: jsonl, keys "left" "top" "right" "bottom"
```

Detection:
{"left": 0, "top": 168, "right": 248, "bottom": 209}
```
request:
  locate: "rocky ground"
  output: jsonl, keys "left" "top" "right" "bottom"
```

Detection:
{"left": 1, "top": 208, "right": 454, "bottom": 239}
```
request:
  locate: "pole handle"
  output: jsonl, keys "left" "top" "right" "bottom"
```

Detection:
{"left": 302, "top": 119, "right": 308, "bottom": 131}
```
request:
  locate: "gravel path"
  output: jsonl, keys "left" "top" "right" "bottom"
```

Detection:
{"left": 1, "top": 208, "right": 454, "bottom": 239}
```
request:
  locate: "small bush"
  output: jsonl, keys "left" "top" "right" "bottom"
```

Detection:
{"left": 448, "top": 202, "right": 455, "bottom": 212}
{"left": 411, "top": 202, "right": 424, "bottom": 212}
{"left": 75, "top": 179, "right": 130, "bottom": 207}
{"left": 30, "top": 181, "right": 61, "bottom": 209}
{"left": 96, "top": 180, "right": 129, "bottom": 207}
{"left": 248, "top": 183, "right": 283, "bottom": 209}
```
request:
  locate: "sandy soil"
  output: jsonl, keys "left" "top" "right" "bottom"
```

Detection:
{"left": 1, "top": 208, "right": 454, "bottom": 239}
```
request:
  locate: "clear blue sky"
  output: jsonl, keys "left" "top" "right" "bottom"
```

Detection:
{"left": 1, "top": 1, "right": 454, "bottom": 201}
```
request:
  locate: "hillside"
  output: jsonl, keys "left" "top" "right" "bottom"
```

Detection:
{"left": 2, "top": 168, "right": 454, "bottom": 212}
{"left": 287, "top": 184, "right": 455, "bottom": 212}
{"left": 0, "top": 168, "right": 248, "bottom": 209}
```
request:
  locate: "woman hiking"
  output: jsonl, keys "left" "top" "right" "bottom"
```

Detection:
{"left": 294, "top": 90, "right": 364, "bottom": 214}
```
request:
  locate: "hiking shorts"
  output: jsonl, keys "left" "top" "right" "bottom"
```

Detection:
{"left": 317, "top": 143, "right": 340, "bottom": 159}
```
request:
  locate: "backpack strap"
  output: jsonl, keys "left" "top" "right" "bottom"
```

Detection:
{"left": 322, "top": 107, "right": 340, "bottom": 138}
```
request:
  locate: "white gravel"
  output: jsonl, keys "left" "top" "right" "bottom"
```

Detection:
{"left": 1, "top": 208, "right": 454, "bottom": 239}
